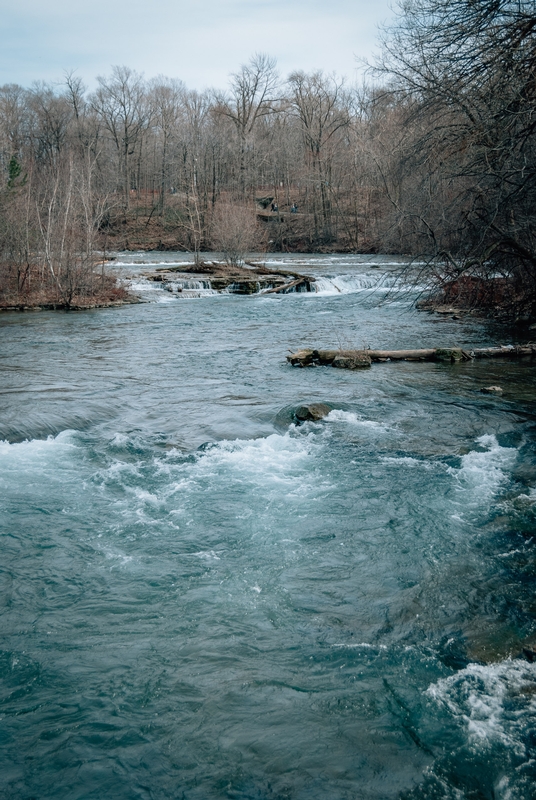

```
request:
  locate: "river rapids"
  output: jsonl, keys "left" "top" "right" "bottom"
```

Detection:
{"left": 1, "top": 254, "right": 535, "bottom": 799}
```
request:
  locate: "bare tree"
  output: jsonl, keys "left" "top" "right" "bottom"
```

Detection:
{"left": 33, "top": 152, "right": 105, "bottom": 305}
{"left": 374, "top": 0, "right": 536, "bottom": 314}
{"left": 91, "top": 66, "right": 148, "bottom": 211}
{"left": 216, "top": 54, "right": 279, "bottom": 197}
{"left": 181, "top": 89, "right": 213, "bottom": 256}
{"left": 10, "top": 38, "right": 535, "bottom": 308}
{"left": 0, "top": 84, "right": 28, "bottom": 160}
{"left": 287, "top": 71, "right": 350, "bottom": 242}
{"left": 147, "top": 76, "right": 185, "bottom": 216}
{"left": 27, "top": 83, "right": 73, "bottom": 164}
{"left": 210, "top": 201, "right": 265, "bottom": 266}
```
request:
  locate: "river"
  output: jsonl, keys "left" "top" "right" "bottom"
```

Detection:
{"left": 1, "top": 253, "right": 535, "bottom": 799}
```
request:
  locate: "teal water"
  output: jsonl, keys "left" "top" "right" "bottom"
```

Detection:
{"left": 1, "top": 255, "right": 536, "bottom": 799}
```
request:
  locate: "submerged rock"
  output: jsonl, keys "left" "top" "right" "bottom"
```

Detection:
{"left": 294, "top": 403, "right": 332, "bottom": 422}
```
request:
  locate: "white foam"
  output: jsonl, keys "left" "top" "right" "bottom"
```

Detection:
{"left": 99, "top": 546, "right": 134, "bottom": 567}
{"left": 126, "top": 278, "right": 164, "bottom": 292}
{"left": 126, "top": 276, "right": 221, "bottom": 300}
{"left": 312, "top": 274, "right": 391, "bottom": 295}
{"left": 93, "top": 429, "right": 324, "bottom": 525}
{"left": 517, "top": 488, "right": 536, "bottom": 503}
{"left": 112, "top": 259, "right": 194, "bottom": 268}
{"left": 260, "top": 258, "right": 413, "bottom": 270}
{"left": 0, "top": 431, "right": 78, "bottom": 477}
{"left": 427, "top": 659, "right": 536, "bottom": 756}
{"left": 450, "top": 435, "right": 517, "bottom": 503}
{"left": 95, "top": 459, "right": 142, "bottom": 486}
{"left": 133, "top": 488, "right": 160, "bottom": 505}
{"left": 123, "top": 278, "right": 180, "bottom": 302}
{"left": 326, "top": 409, "right": 385, "bottom": 429}
{"left": 0, "top": 429, "right": 75, "bottom": 454}
{"left": 381, "top": 456, "right": 434, "bottom": 469}
{"left": 110, "top": 432, "right": 129, "bottom": 447}
{"left": 192, "top": 431, "right": 319, "bottom": 490}
{"left": 164, "top": 279, "right": 219, "bottom": 298}
{"left": 332, "top": 642, "right": 388, "bottom": 650}
{"left": 172, "top": 279, "right": 209, "bottom": 289}
{"left": 192, "top": 550, "right": 221, "bottom": 561}
{"left": 175, "top": 288, "right": 219, "bottom": 298}
{"left": 125, "top": 264, "right": 408, "bottom": 299}
{"left": 0, "top": 431, "right": 80, "bottom": 502}
{"left": 155, "top": 293, "right": 180, "bottom": 303}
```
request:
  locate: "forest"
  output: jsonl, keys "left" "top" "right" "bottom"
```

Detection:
{"left": 0, "top": 0, "right": 535, "bottom": 317}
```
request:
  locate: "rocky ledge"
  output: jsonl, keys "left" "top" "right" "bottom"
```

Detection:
{"left": 145, "top": 261, "right": 316, "bottom": 295}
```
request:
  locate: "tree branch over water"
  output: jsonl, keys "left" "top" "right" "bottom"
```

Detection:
{"left": 372, "top": 0, "right": 536, "bottom": 317}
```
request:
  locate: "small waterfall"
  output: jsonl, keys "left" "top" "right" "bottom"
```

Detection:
{"left": 312, "top": 274, "right": 391, "bottom": 294}
{"left": 223, "top": 281, "right": 261, "bottom": 294}
{"left": 129, "top": 271, "right": 398, "bottom": 299}
{"left": 167, "top": 279, "right": 219, "bottom": 297}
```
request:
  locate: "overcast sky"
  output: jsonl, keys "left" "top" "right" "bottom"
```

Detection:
{"left": 0, "top": 0, "right": 396, "bottom": 91}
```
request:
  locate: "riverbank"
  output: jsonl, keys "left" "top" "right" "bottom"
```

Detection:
{"left": 0, "top": 259, "right": 321, "bottom": 309}
{"left": 96, "top": 203, "right": 381, "bottom": 255}
{"left": 0, "top": 277, "right": 137, "bottom": 312}
{"left": 0, "top": 297, "right": 139, "bottom": 312}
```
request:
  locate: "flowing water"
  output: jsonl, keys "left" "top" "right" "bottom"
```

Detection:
{"left": 1, "top": 254, "right": 536, "bottom": 800}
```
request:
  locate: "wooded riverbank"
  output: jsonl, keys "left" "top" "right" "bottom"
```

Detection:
{"left": 0, "top": 271, "right": 134, "bottom": 312}
{"left": 2, "top": 0, "right": 535, "bottom": 321}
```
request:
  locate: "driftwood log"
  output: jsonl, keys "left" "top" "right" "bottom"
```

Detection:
{"left": 287, "top": 344, "right": 536, "bottom": 368}
{"left": 263, "top": 278, "right": 309, "bottom": 294}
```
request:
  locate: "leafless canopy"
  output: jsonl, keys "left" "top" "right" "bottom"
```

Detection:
{"left": 1, "top": 23, "right": 535, "bottom": 317}
{"left": 373, "top": 0, "right": 536, "bottom": 314}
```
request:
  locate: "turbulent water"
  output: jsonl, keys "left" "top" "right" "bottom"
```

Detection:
{"left": 1, "top": 253, "right": 536, "bottom": 800}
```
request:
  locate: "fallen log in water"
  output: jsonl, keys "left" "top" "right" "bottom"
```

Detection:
{"left": 471, "top": 345, "right": 536, "bottom": 358}
{"left": 262, "top": 278, "right": 310, "bottom": 294}
{"left": 368, "top": 348, "right": 438, "bottom": 361}
{"left": 287, "top": 344, "right": 536, "bottom": 368}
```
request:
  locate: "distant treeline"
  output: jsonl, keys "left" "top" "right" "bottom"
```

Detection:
{"left": 1, "top": 0, "right": 535, "bottom": 316}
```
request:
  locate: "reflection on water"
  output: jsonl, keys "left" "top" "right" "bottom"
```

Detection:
{"left": 1, "top": 253, "right": 535, "bottom": 799}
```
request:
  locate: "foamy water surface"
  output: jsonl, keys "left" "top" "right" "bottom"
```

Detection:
{"left": 1, "top": 253, "right": 536, "bottom": 799}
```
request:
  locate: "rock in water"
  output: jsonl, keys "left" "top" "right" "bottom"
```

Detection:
{"left": 332, "top": 351, "right": 372, "bottom": 369}
{"left": 294, "top": 403, "right": 332, "bottom": 422}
